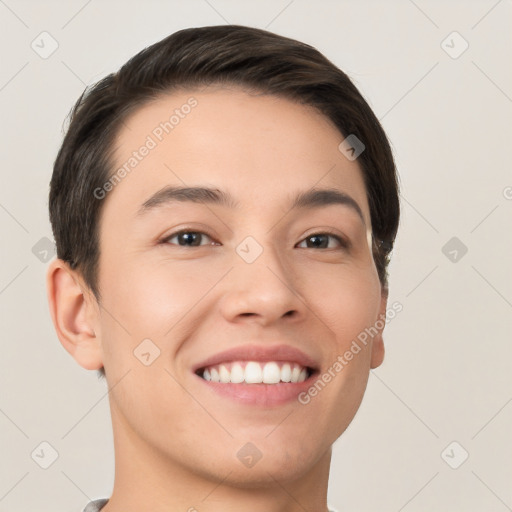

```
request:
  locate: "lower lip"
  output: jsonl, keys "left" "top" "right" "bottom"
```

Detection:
{"left": 194, "top": 372, "right": 317, "bottom": 406}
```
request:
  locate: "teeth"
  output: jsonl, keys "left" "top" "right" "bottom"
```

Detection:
{"left": 262, "top": 362, "right": 281, "bottom": 384}
{"left": 200, "top": 361, "right": 310, "bottom": 384}
{"left": 219, "top": 364, "right": 231, "bottom": 383}
{"left": 245, "top": 362, "right": 263, "bottom": 383}
{"left": 230, "top": 363, "right": 245, "bottom": 383}
{"left": 281, "top": 363, "right": 292, "bottom": 382}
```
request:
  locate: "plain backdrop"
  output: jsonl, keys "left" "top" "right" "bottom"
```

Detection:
{"left": 1, "top": 1, "right": 511, "bottom": 511}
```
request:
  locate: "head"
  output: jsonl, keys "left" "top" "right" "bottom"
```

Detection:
{"left": 47, "top": 25, "right": 399, "bottom": 487}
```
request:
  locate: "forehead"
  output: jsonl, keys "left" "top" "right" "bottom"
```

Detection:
{"left": 103, "top": 87, "right": 371, "bottom": 225}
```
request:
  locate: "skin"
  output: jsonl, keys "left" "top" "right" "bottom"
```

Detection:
{"left": 47, "top": 86, "right": 387, "bottom": 512}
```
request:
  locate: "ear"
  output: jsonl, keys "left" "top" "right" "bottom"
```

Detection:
{"left": 46, "top": 259, "right": 103, "bottom": 370}
{"left": 370, "top": 291, "right": 387, "bottom": 369}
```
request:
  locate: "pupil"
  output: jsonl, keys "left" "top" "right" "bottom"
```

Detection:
{"left": 309, "top": 235, "right": 327, "bottom": 248}
{"left": 180, "top": 232, "right": 200, "bottom": 246}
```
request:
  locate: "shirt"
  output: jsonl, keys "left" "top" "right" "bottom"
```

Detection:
{"left": 83, "top": 499, "right": 339, "bottom": 511}
{"left": 83, "top": 499, "right": 109, "bottom": 511}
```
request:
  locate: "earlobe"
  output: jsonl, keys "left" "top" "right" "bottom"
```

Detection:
{"left": 370, "top": 335, "right": 385, "bottom": 369}
{"left": 46, "top": 259, "right": 103, "bottom": 371}
{"left": 370, "top": 292, "right": 387, "bottom": 369}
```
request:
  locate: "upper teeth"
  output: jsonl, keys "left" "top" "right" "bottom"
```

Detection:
{"left": 201, "top": 361, "right": 309, "bottom": 384}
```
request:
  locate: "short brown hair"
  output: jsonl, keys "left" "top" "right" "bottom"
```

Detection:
{"left": 49, "top": 25, "right": 400, "bottom": 378}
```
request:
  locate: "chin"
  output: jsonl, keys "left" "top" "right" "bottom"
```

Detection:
{"left": 195, "top": 442, "right": 324, "bottom": 488}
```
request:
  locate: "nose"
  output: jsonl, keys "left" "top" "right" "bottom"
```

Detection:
{"left": 218, "top": 243, "right": 305, "bottom": 327}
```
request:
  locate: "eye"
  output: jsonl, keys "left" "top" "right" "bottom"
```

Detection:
{"left": 296, "top": 232, "right": 349, "bottom": 250}
{"left": 160, "top": 230, "right": 217, "bottom": 247}
{"left": 159, "top": 229, "right": 349, "bottom": 250}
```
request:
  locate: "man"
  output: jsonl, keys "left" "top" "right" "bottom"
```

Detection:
{"left": 47, "top": 25, "right": 399, "bottom": 512}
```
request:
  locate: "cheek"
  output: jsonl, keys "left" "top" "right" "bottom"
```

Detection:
{"left": 101, "top": 254, "right": 214, "bottom": 336}
{"left": 303, "top": 263, "right": 381, "bottom": 342}
{"left": 306, "top": 267, "right": 380, "bottom": 425}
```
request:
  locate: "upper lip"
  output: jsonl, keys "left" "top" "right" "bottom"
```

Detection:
{"left": 192, "top": 344, "right": 320, "bottom": 374}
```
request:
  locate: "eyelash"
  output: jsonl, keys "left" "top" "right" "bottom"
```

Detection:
{"left": 158, "top": 229, "right": 350, "bottom": 250}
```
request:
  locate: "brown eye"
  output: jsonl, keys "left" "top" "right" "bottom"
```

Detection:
{"left": 162, "top": 230, "right": 215, "bottom": 247}
{"left": 159, "top": 230, "right": 348, "bottom": 250}
{"left": 296, "top": 232, "right": 348, "bottom": 250}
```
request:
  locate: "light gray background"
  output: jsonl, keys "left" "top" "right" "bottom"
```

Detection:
{"left": 1, "top": 1, "right": 511, "bottom": 511}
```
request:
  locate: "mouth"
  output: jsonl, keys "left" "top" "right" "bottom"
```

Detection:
{"left": 194, "top": 361, "right": 316, "bottom": 384}
{"left": 191, "top": 344, "right": 320, "bottom": 406}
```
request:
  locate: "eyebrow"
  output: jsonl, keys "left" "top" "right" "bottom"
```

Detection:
{"left": 137, "top": 185, "right": 365, "bottom": 225}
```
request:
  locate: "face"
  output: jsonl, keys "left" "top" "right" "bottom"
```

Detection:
{"left": 81, "top": 87, "right": 386, "bottom": 485}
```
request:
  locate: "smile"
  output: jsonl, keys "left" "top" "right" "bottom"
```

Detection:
{"left": 196, "top": 361, "right": 311, "bottom": 384}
